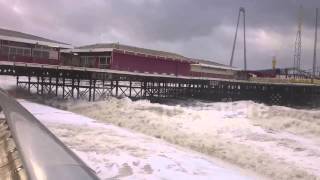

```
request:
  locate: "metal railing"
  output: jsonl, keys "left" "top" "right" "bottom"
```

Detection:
{"left": 0, "top": 89, "right": 99, "bottom": 180}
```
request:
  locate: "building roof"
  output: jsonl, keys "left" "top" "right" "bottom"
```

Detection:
{"left": 191, "top": 63, "right": 240, "bottom": 71}
{"left": 0, "top": 28, "right": 72, "bottom": 48}
{"left": 75, "top": 43, "right": 187, "bottom": 60}
{"left": 191, "top": 58, "right": 232, "bottom": 68}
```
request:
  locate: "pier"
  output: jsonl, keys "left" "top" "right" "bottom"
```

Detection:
{"left": 1, "top": 61, "right": 320, "bottom": 107}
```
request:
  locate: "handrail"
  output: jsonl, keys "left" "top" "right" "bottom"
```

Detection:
{"left": 0, "top": 89, "right": 99, "bottom": 180}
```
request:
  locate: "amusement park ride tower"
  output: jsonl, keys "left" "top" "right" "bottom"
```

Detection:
{"left": 293, "top": 5, "right": 303, "bottom": 75}
{"left": 230, "top": 7, "right": 247, "bottom": 71}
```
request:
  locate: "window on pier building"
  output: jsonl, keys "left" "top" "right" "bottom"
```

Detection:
{"left": 33, "top": 45, "right": 58, "bottom": 60}
{"left": 32, "top": 49, "right": 50, "bottom": 59}
{"left": 99, "top": 56, "right": 111, "bottom": 69}
{"left": 80, "top": 56, "right": 96, "bottom": 68}
{"left": 1, "top": 45, "right": 32, "bottom": 57}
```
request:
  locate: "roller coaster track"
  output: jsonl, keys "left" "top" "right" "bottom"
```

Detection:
{"left": 0, "top": 89, "right": 99, "bottom": 180}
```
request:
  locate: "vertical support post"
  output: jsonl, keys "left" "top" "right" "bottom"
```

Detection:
{"left": 157, "top": 81, "right": 160, "bottom": 97}
{"left": 41, "top": 74, "right": 44, "bottom": 95}
{"left": 116, "top": 80, "right": 119, "bottom": 96}
{"left": 143, "top": 81, "right": 147, "bottom": 98}
{"left": 167, "top": 82, "right": 170, "bottom": 97}
{"left": 193, "top": 82, "right": 196, "bottom": 97}
{"left": 110, "top": 80, "right": 113, "bottom": 96}
{"left": 16, "top": 76, "right": 19, "bottom": 88}
{"left": 28, "top": 75, "right": 31, "bottom": 93}
{"left": 151, "top": 81, "right": 155, "bottom": 97}
{"left": 166, "top": 82, "right": 168, "bottom": 98}
{"left": 55, "top": 73, "right": 59, "bottom": 97}
{"left": 140, "top": 81, "right": 143, "bottom": 97}
{"left": 129, "top": 80, "right": 132, "bottom": 97}
{"left": 62, "top": 77, "right": 65, "bottom": 99}
{"left": 89, "top": 78, "right": 92, "bottom": 101}
{"left": 37, "top": 76, "right": 40, "bottom": 95}
{"left": 312, "top": 8, "right": 318, "bottom": 83}
{"left": 178, "top": 83, "right": 181, "bottom": 97}
{"left": 49, "top": 76, "right": 52, "bottom": 94}
{"left": 71, "top": 78, "right": 75, "bottom": 98}
{"left": 186, "top": 82, "right": 189, "bottom": 96}
{"left": 93, "top": 79, "right": 96, "bottom": 101}
{"left": 77, "top": 78, "right": 80, "bottom": 99}
{"left": 175, "top": 83, "right": 178, "bottom": 97}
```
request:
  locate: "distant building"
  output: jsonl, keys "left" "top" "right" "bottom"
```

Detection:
{"left": 190, "top": 59, "right": 239, "bottom": 79}
{"left": 61, "top": 43, "right": 238, "bottom": 78}
{"left": 0, "top": 28, "right": 72, "bottom": 65}
{"left": 0, "top": 27, "right": 239, "bottom": 79}
{"left": 61, "top": 43, "right": 191, "bottom": 76}
{"left": 248, "top": 68, "right": 312, "bottom": 79}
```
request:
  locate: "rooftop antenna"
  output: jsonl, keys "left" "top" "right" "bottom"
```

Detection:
{"left": 312, "top": 8, "right": 318, "bottom": 83}
{"left": 229, "top": 7, "right": 247, "bottom": 70}
{"left": 293, "top": 5, "right": 303, "bottom": 76}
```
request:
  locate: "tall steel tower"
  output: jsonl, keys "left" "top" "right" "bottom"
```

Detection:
{"left": 293, "top": 6, "right": 303, "bottom": 74}
{"left": 312, "top": 8, "right": 318, "bottom": 83}
{"left": 229, "top": 7, "right": 247, "bottom": 70}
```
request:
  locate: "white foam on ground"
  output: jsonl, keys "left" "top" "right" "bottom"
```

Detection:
{"left": 17, "top": 99, "right": 257, "bottom": 180}
{"left": 65, "top": 98, "right": 320, "bottom": 180}
{"left": 0, "top": 75, "right": 16, "bottom": 90}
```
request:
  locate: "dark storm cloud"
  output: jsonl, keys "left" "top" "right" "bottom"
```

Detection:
{"left": 0, "top": 0, "right": 320, "bottom": 69}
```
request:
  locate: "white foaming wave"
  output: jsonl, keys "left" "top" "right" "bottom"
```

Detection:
{"left": 3, "top": 74, "right": 320, "bottom": 179}
{"left": 248, "top": 103, "right": 320, "bottom": 136}
{"left": 67, "top": 97, "right": 320, "bottom": 179}
{"left": 19, "top": 99, "right": 255, "bottom": 180}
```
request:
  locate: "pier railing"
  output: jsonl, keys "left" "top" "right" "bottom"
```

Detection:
{"left": 0, "top": 89, "right": 99, "bottom": 180}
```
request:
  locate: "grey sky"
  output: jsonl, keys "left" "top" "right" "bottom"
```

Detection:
{"left": 1, "top": 0, "right": 320, "bottom": 70}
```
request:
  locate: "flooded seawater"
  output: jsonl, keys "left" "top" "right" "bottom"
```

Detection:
{"left": 61, "top": 97, "right": 320, "bottom": 180}
{"left": 1, "top": 76, "right": 320, "bottom": 179}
